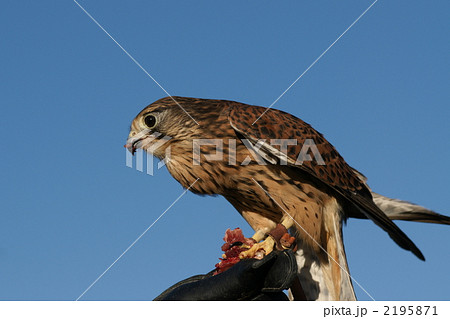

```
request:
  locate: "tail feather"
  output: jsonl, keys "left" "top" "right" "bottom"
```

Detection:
{"left": 372, "top": 193, "right": 450, "bottom": 225}
{"left": 351, "top": 167, "right": 450, "bottom": 225}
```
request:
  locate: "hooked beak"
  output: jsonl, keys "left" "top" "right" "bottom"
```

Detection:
{"left": 125, "top": 128, "right": 159, "bottom": 155}
{"left": 125, "top": 131, "right": 143, "bottom": 155}
{"left": 124, "top": 139, "right": 141, "bottom": 155}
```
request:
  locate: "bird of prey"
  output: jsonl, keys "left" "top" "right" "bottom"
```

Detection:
{"left": 126, "top": 97, "right": 449, "bottom": 300}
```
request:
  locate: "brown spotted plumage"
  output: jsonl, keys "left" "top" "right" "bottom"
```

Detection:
{"left": 126, "top": 96, "right": 449, "bottom": 300}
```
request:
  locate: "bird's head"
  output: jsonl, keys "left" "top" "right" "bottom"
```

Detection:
{"left": 125, "top": 97, "right": 197, "bottom": 158}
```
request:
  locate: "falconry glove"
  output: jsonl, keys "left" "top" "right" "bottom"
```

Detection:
{"left": 154, "top": 249, "right": 298, "bottom": 301}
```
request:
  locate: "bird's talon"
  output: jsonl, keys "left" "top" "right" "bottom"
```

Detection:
{"left": 239, "top": 237, "right": 275, "bottom": 259}
{"left": 254, "top": 250, "right": 265, "bottom": 260}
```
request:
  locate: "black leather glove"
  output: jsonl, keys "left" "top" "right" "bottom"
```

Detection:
{"left": 154, "top": 249, "right": 298, "bottom": 301}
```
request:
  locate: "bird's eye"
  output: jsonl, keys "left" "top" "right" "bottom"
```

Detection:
{"left": 144, "top": 114, "right": 157, "bottom": 128}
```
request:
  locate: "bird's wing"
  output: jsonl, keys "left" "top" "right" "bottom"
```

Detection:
{"left": 228, "top": 102, "right": 425, "bottom": 260}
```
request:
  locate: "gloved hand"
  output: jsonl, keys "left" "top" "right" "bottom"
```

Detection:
{"left": 154, "top": 249, "right": 298, "bottom": 301}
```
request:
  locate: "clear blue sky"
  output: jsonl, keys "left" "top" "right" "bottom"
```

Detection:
{"left": 1, "top": 1, "right": 449, "bottom": 301}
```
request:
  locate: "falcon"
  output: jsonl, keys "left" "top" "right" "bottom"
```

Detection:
{"left": 126, "top": 97, "right": 450, "bottom": 300}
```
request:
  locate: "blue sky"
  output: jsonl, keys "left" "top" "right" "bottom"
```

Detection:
{"left": 1, "top": 1, "right": 449, "bottom": 301}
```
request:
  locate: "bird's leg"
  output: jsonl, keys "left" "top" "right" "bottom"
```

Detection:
{"left": 280, "top": 216, "right": 295, "bottom": 230}
{"left": 239, "top": 216, "right": 296, "bottom": 259}
{"left": 250, "top": 229, "right": 267, "bottom": 243}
